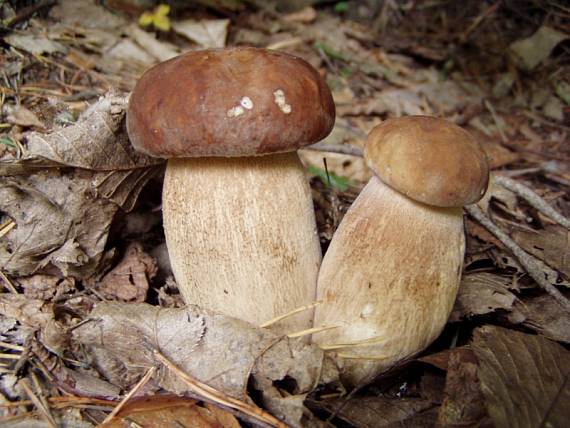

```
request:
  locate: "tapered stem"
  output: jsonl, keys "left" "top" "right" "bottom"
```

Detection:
{"left": 313, "top": 177, "right": 465, "bottom": 386}
{"left": 163, "top": 152, "right": 321, "bottom": 334}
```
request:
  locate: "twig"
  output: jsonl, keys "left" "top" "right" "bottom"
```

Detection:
{"left": 2, "top": 0, "right": 56, "bottom": 28}
{"left": 0, "top": 219, "right": 16, "bottom": 239}
{"left": 19, "top": 378, "right": 57, "bottom": 428}
{"left": 0, "top": 341, "right": 23, "bottom": 352}
{"left": 306, "top": 142, "right": 364, "bottom": 157}
{"left": 459, "top": 2, "right": 500, "bottom": 42}
{"left": 484, "top": 100, "right": 508, "bottom": 143}
{"left": 0, "top": 270, "right": 19, "bottom": 294}
{"left": 153, "top": 350, "right": 287, "bottom": 428}
{"left": 101, "top": 366, "right": 156, "bottom": 424}
{"left": 465, "top": 205, "right": 570, "bottom": 313}
{"left": 494, "top": 175, "right": 570, "bottom": 229}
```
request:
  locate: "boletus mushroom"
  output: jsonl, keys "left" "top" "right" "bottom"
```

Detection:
{"left": 127, "top": 47, "right": 334, "bottom": 333}
{"left": 312, "top": 116, "right": 489, "bottom": 386}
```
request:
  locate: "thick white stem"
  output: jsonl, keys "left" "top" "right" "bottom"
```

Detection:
{"left": 163, "top": 152, "right": 321, "bottom": 334}
{"left": 313, "top": 176, "right": 465, "bottom": 386}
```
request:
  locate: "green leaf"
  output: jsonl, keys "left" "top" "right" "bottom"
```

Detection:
{"left": 314, "top": 41, "right": 351, "bottom": 62}
{"left": 0, "top": 137, "right": 16, "bottom": 147}
{"left": 334, "top": 2, "right": 349, "bottom": 13}
{"left": 308, "top": 165, "right": 351, "bottom": 192}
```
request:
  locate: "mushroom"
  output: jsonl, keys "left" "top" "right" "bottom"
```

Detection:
{"left": 127, "top": 47, "right": 335, "bottom": 333}
{"left": 312, "top": 116, "right": 489, "bottom": 386}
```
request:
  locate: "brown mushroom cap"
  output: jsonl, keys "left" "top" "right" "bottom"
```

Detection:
{"left": 127, "top": 47, "right": 335, "bottom": 158}
{"left": 364, "top": 116, "right": 489, "bottom": 207}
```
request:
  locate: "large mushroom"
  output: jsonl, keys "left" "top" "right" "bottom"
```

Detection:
{"left": 127, "top": 47, "right": 334, "bottom": 334}
{"left": 312, "top": 116, "right": 489, "bottom": 386}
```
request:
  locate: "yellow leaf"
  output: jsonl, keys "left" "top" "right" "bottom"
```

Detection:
{"left": 138, "top": 4, "right": 171, "bottom": 32}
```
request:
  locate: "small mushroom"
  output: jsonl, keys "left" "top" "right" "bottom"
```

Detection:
{"left": 127, "top": 47, "right": 335, "bottom": 333}
{"left": 312, "top": 116, "right": 489, "bottom": 386}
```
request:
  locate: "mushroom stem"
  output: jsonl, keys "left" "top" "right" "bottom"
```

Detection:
{"left": 163, "top": 152, "right": 321, "bottom": 334}
{"left": 312, "top": 176, "right": 465, "bottom": 386}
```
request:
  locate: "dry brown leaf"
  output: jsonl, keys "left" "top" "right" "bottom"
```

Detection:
{"left": 338, "top": 80, "right": 483, "bottom": 118}
{"left": 23, "top": 94, "right": 162, "bottom": 171}
{"left": 507, "top": 293, "right": 570, "bottom": 344}
{"left": 100, "top": 395, "right": 239, "bottom": 428}
{"left": 472, "top": 325, "right": 570, "bottom": 428}
{"left": 171, "top": 19, "right": 230, "bottom": 49}
{"left": 309, "top": 396, "right": 437, "bottom": 428}
{"left": 73, "top": 302, "right": 335, "bottom": 427}
{"left": 4, "top": 105, "right": 45, "bottom": 129}
{"left": 511, "top": 225, "right": 570, "bottom": 280}
{"left": 0, "top": 294, "right": 53, "bottom": 329}
{"left": 0, "top": 171, "right": 118, "bottom": 278}
{"left": 94, "top": 242, "right": 157, "bottom": 302}
{"left": 450, "top": 273, "right": 517, "bottom": 321}
{"left": 437, "top": 348, "right": 491, "bottom": 427}
{"left": 17, "top": 275, "right": 75, "bottom": 300}
{"left": 283, "top": 7, "right": 317, "bottom": 24}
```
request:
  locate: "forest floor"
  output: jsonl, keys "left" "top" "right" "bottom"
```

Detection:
{"left": 0, "top": 1, "right": 569, "bottom": 427}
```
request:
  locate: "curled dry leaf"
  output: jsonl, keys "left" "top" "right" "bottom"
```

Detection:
{"left": 23, "top": 94, "right": 162, "bottom": 171}
{"left": 472, "top": 325, "right": 570, "bottom": 428}
{"left": 0, "top": 94, "right": 164, "bottom": 277}
{"left": 94, "top": 242, "right": 157, "bottom": 302}
{"left": 72, "top": 302, "right": 337, "bottom": 427}
{"left": 0, "top": 171, "right": 118, "bottom": 278}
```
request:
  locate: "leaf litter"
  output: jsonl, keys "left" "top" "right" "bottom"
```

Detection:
{"left": 0, "top": 0, "right": 569, "bottom": 426}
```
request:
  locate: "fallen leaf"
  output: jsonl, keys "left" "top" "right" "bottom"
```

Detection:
{"left": 0, "top": 294, "right": 54, "bottom": 329}
{"left": 17, "top": 274, "right": 75, "bottom": 300}
{"left": 338, "top": 80, "right": 483, "bottom": 117}
{"left": 309, "top": 396, "right": 437, "bottom": 428}
{"left": 471, "top": 325, "right": 570, "bottom": 428}
{"left": 283, "top": 7, "right": 317, "bottom": 24}
{"left": 0, "top": 171, "right": 118, "bottom": 278}
{"left": 50, "top": 0, "right": 126, "bottom": 31}
{"left": 511, "top": 225, "right": 570, "bottom": 279}
{"left": 450, "top": 273, "right": 517, "bottom": 322}
{"left": 4, "top": 105, "right": 45, "bottom": 129}
{"left": 507, "top": 293, "right": 570, "bottom": 344}
{"left": 437, "top": 348, "right": 491, "bottom": 427}
{"left": 126, "top": 24, "right": 180, "bottom": 62}
{"left": 94, "top": 242, "right": 157, "bottom": 302}
{"left": 509, "top": 26, "right": 569, "bottom": 71}
{"left": 172, "top": 19, "right": 230, "bottom": 48}
{"left": 73, "top": 302, "right": 335, "bottom": 427}
{"left": 107, "top": 38, "right": 157, "bottom": 65}
{"left": 4, "top": 33, "right": 67, "bottom": 55}
{"left": 23, "top": 94, "right": 162, "bottom": 171}
{"left": 101, "top": 395, "right": 240, "bottom": 428}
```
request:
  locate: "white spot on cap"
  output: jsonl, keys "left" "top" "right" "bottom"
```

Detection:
{"left": 227, "top": 106, "right": 244, "bottom": 117}
{"left": 273, "top": 89, "right": 292, "bottom": 114}
{"left": 227, "top": 96, "right": 253, "bottom": 118}
{"left": 240, "top": 96, "right": 253, "bottom": 109}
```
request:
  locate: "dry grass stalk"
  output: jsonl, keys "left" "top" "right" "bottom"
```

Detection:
{"left": 101, "top": 366, "right": 156, "bottom": 424}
